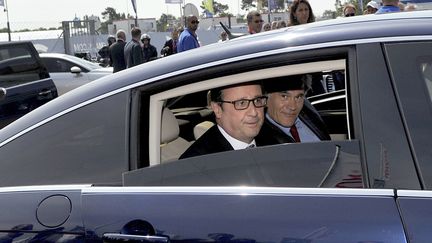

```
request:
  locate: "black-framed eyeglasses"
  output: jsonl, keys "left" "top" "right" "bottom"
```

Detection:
{"left": 254, "top": 20, "right": 264, "bottom": 24}
{"left": 219, "top": 96, "right": 268, "bottom": 110}
{"left": 191, "top": 20, "right": 200, "bottom": 24}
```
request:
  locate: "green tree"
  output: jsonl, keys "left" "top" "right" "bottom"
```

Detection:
{"left": 241, "top": 0, "right": 286, "bottom": 12}
{"left": 100, "top": 7, "right": 127, "bottom": 34}
{"left": 157, "top": 14, "right": 177, "bottom": 32}
{"left": 200, "top": 0, "right": 231, "bottom": 16}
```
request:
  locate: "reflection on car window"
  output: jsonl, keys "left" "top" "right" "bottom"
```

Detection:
{"left": 421, "top": 62, "right": 432, "bottom": 104}
{"left": 43, "top": 58, "right": 75, "bottom": 73}
{"left": 0, "top": 46, "right": 41, "bottom": 87}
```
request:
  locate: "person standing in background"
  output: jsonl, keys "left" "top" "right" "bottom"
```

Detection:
{"left": 288, "top": 0, "right": 316, "bottom": 26}
{"left": 124, "top": 27, "right": 144, "bottom": 68}
{"left": 141, "top": 33, "right": 158, "bottom": 62}
{"left": 246, "top": 10, "right": 264, "bottom": 34}
{"left": 376, "top": 0, "right": 400, "bottom": 14}
{"left": 161, "top": 27, "right": 181, "bottom": 57}
{"left": 109, "top": 30, "right": 127, "bottom": 73}
{"left": 177, "top": 15, "right": 200, "bottom": 53}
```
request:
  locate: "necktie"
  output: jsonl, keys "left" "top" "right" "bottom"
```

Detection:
{"left": 290, "top": 124, "right": 301, "bottom": 143}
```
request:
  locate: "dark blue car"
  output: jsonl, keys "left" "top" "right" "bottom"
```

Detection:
{"left": 0, "top": 11, "right": 432, "bottom": 242}
{"left": 0, "top": 41, "right": 57, "bottom": 128}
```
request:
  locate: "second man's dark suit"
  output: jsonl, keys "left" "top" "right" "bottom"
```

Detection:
{"left": 255, "top": 100, "right": 331, "bottom": 145}
{"left": 109, "top": 40, "right": 126, "bottom": 73}
{"left": 124, "top": 39, "right": 144, "bottom": 68}
{"left": 179, "top": 125, "right": 233, "bottom": 159}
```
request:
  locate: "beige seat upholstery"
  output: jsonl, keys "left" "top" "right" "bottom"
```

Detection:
{"left": 193, "top": 121, "right": 215, "bottom": 140}
{"left": 160, "top": 108, "right": 192, "bottom": 163}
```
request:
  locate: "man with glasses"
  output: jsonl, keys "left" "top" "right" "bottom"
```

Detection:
{"left": 247, "top": 10, "right": 264, "bottom": 34}
{"left": 177, "top": 15, "right": 200, "bottom": 53}
{"left": 180, "top": 82, "right": 267, "bottom": 159}
{"left": 256, "top": 75, "right": 330, "bottom": 145}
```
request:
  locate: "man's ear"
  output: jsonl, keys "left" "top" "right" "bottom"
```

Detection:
{"left": 211, "top": 101, "right": 223, "bottom": 119}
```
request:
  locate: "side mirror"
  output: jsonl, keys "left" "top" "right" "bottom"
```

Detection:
{"left": 70, "top": 66, "right": 82, "bottom": 74}
{"left": 0, "top": 87, "right": 6, "bottom": 101}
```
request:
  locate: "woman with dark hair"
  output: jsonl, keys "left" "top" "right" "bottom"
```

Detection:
{"left": 289, "top": 0, "right": 316, "bottom": 26}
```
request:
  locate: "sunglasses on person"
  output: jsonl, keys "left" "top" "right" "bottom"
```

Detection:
{"left": 345, "top": 13, "right": 355, "bottom": 17}
{"left": 254, "top": 20, "right": 264, "bottom": 24}
{"left": 191, "top": 20, "right": 200, "bottom": 24}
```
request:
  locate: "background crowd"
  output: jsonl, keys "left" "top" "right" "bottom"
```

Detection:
{"left": 100, "top": 0, "right": 415, "bottom": 73}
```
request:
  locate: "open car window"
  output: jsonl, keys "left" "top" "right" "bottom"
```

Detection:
{"left": 148, "top": 59, "right": 349, "bottom": 165}
{"left": 126, "top": 57, "right": 364, "bottom": 188}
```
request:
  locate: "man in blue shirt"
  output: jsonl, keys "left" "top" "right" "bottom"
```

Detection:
{"left": 376, "top": 0, "right": 400, "bottom": 14}
{"left": 177, "top": 15, "right": 200, "bottom": 53}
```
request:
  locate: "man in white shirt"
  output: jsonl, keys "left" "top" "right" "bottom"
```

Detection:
{"left": 180, "top": 82, "right": 267, "bottom": 159}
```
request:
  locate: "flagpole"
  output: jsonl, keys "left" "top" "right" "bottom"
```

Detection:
{"left": 4, "top": 0, "right": 11, "bottom": 41}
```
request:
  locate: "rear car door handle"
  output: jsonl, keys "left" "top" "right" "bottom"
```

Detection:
{"left": 103, "top": 233, "right": 169, "bottom": 243}
{"left": 38, "top": 90, "right": 52, "bottom": 96}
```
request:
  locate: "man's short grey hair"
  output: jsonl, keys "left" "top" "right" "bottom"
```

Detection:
{"left": 116, "top": 30, "right": 126, "bottom": 40}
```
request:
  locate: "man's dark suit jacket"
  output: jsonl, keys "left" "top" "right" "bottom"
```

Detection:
{"left": 161, "top": 39, "right": 177, "bottom": 56}
{"left": 124, "top": 39, "right": 143, "bottom": 68}
{"left": 179, "top": 125, "right": 233, "bottom": 159}
{"left": 109, "top": 40, "right": 126, "bottom": 73}
{"left": 255, "top": 100, "right": 331, "bottom": 145}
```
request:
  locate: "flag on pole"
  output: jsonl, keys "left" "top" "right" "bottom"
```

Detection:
{"left": 131, "top": 0, "right": 137, "bottom": 15}
{"left": 0, "top": 0, "right": 4, "bottom": 7}
{"left": 203, "top": 0, "right": 214, "bottom": 14}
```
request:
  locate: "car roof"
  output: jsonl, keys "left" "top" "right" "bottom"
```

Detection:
{"left": 1, "top": 11, "right": 432, "bottom": 142}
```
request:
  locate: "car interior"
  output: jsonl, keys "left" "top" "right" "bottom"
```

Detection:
{"left": 148, "top": 59, "right": 349, "bottom": 165}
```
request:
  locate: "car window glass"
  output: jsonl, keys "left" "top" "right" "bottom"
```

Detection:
{"left": 383, "top": 41, "right": 431, "bottom": 189}
{"left": 43, "top": 58, "right": 75, "bottom": 73}
{"left": 0, "top": 91, "right": 129, "bottom": 186}
{"left": 421, "top": 62, "right": 432, "bottom": 102}
{"left": 0, "top": 45, "right": 41, "bottom": 87}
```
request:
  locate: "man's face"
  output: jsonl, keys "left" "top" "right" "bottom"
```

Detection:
{"left": 187, "top": 16, "right": 199, "bottom": 31}
{"left": 142, "top": 39, "right": 149, "bottom": 46}
{"left": 212, "top": 84, "right": 265, "bottom": 143}
{"left": 172, "top": 31, "right": 179, "bottom": 41}
{"left": 344, "top": 7, "right": 356, "bottom": 16}
{"left": 366, "top": 6, "right": 377, "bottom": 14}
{"left": 249, "top": 15, "right": 263, "bottom": 33}
{"left": 294, "top": 2, "right": 310, "bottom": 24}
{"left": 267, "top": 90, "right": 305, "bottom": 127}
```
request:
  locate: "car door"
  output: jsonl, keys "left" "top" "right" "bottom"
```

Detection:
{"left": 0, "top": 42, "right": 57, "bottom": 128}
{"left": 383, "top": 41, "right": 432, "bottom": 189}
{"left": 81, "top": 187, "right": 407, "bottom": 242}
{"left": 0, "top": 185, "right": 85, "bottom": 242}
{"left": 397, "top": 190, "right": 432, "bottom": 243}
